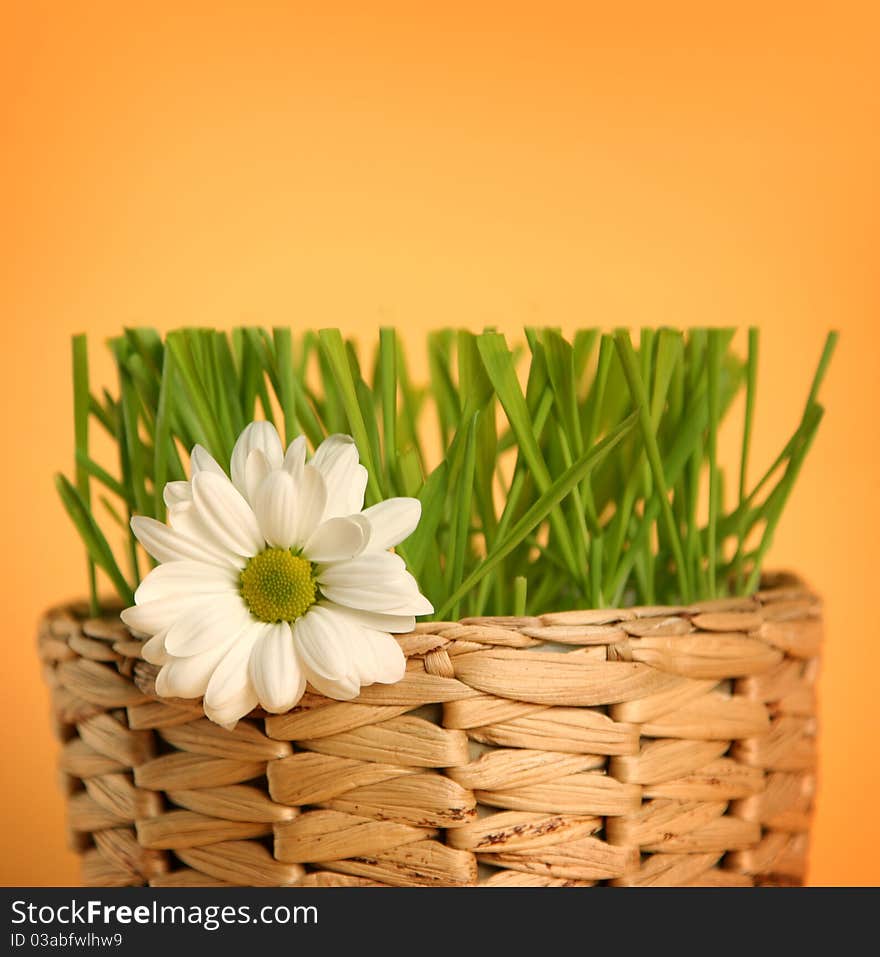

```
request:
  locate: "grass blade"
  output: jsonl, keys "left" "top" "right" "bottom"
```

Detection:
{"left": 318, "top": 329, "right": 384, "bottom": 502}
{"left": 56, "top": 474, "right": 134, "bottom": 605}
{"left": 477, "top": 331, "right": 581, "bottom": 581}
{"left": 75, "top": 451, "right": 128, "bottom": 502}
{"left": 379, "top": 328, "right": 398, "bottom": 484}
{"left": 72, "top": 335, "right": 98, "bottom": 614}
{"left": 273, "top": 328, "right": 298, "bottom": 444}
{"left": 406, "top": 461, "right": 449, "bottom": 580}
{"left": 735, "top": 327, "right": 759, "bottom": 587}
{"left": 446, "top": 412, "right": 479, "bottom": 617}
{"left": 706, "top": 329, "right": 724, "bottom": 596}
{"left": 744, "top": 404, "right": 825, "bottom": 592}
{"left": 437, "top": 412, "right": 638, "bottom": 618}
{"left": 153, "top": 345, "right": 177, "bottom": 519}
{"left": 614, "top": 331, "right": 692, "bottom": 602}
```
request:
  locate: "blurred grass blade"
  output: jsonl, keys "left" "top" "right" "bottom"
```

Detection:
{"left": 273, "top": 328, "right": 298, "bottom": 444}
{"left": 72, "top": 334, "right": 98, "bottom": 614}
{"left": 75, "top": 451, "right": 128, "bottom": 502}
{"left": 405, "top": 461, "right": 449, "bottom": 579}
{"left": 379, "top": 328, "right": 398, "bottom": 483}
{"left": 446, "top": 412, "right": 478, "bottom": 617}
{"left": 735, "top": 327, "right": 759, "bottom": 587}
{"left": 706, "top": 329, "right": 724, "bottom": 597}
{"left": 437, "top": 412, "right": 638, "bottom": 618}
{"left": 744, "top": 403, "right": 825, "bottom": 593}
{"left": 153, "top": 346, "right": 175, "bottom": 519}
{"left": 513, "top": 576, "right": 528, "bottom": 616}
{"left": 56, "top": 474, "right": 134, "bottom": 605}
{"left": 614, "top": 331, "right": 692, "bottom": 602}
{"left": 318, "top": 329, "right": 384, "bottom": 502}
{"left": 477, "top": 331, "right": 580, "bottom": 580}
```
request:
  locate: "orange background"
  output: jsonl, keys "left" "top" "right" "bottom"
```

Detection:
{"left": 1, "top": 1, "right": 878, "bottom": 885}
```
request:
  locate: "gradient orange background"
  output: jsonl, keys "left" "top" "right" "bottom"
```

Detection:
{"left": 2, "top": 1, "right": 878, "bottom": 885}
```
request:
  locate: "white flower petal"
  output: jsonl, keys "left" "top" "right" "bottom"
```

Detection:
{"left": 155, "top": 631, "right": 238, "bottom": 699}
{"left": 131, "top": 515, "right": 242, "bottom": 568}
{"left": 166, "top": 502, "right": 246, "bottom": 565}
{"left": 283, "top": 436, "right": 307, "bottom": 481}
{"left": 163, "top": 481, "right": 192, "bottom": 508}
{"left": 318, "top": 601, "right": 416, "bottom": 635}
{"left": 378, "top": 597, "right": 434, "bottom": 616}
{"left": 351, "top": 628, "right": 407, "bottom": 686}
{"left": 203, "top": 625, "right": 261, "bottom": 728}
{"left": 310, "top": 435, "right": 367, "bottom": 518}
{"left": 141, "top": 630, "right": 170, "bottom": 665}
{"left": 134, "top": 561, "right": 237, "bottom": 605}
{"left": 318, "top": 553, "right": 434, "bottom": 615}
{"left": 292, "top": 607, "right": 360, "bottom": 699}
{"left": 291, "top": 464, "right": 327, "bottom": 546}
{"left": 166, "top": 503, "right": 193, "bottom": 533}
{"left": 190, "top": 445, "right": 226, "bottom": 477}
{"left": 254, "top": 470, "right": 299, "bottom": 549}
{"left": 319, "top": 549, "right": 406, "bottom": 582}
{"left": 121, "top": 594, "right": 213, "bottom": 635}
{"left": 362, "top": 498, "right": 422, "bottom": 551}
{"left": 248, "top": 621, "right": 306, "bottom": 713}
{"left": 303, "top": 515, "right": 369, "bottom": 563}
{"left": 164, "top": 593, "right": 252, "bottom": 657}
{"left": 231, "top": 422, "right": 283, "bottom": 499}
{"left": 244, "top": 449, "right": 271, "bottom": 505}
{"left": 343, "top": 467, "right": 368, "bottom": 517}
{"left": 300, "top": 669, "right": 360, "bottom": 701}
{"left": 191, "top": 472, "right": 264, "bottom": 557}
{"left": 311, "top": 433, "right": 357, "bottom": 471}
{"left": 320, "top": 581, "right": 434, "bottom": 616}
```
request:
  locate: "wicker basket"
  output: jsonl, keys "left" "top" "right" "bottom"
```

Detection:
{"left": 38, "top": 572, "right": 820, "bottom": 887}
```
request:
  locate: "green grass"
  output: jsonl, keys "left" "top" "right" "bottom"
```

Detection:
{"left": 58, "top": 327, "right": 835, "bottom": 618}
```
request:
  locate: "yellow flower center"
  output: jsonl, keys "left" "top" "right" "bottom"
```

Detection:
{"left": 240, "top": 548, "right": 317, "bottom": 623}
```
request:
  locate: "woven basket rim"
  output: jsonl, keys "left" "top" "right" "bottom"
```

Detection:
{"left": 43, "top": 568, "right": 812, "bottom": 621}
{"left": 43, "top": 569, "right": 818, "bottom": 725}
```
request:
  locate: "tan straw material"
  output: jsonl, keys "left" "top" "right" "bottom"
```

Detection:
{"left": 39, "top": 571, "right": 819, "bottom": 887}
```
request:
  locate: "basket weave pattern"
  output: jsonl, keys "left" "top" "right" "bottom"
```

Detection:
{"left": 39, "top": 574, "right": 820, "bottom": 887}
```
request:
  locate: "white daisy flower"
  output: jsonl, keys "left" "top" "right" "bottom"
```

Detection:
{"left": 121, "top": 422, "right": 432, "bottom": 728}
